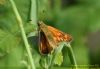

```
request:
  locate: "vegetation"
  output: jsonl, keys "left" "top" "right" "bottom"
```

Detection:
{"left": 0, "top": 0, "right": 100, "bottom": 69}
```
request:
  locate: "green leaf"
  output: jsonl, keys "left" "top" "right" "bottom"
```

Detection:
{"left": 54, "top": 52, "right": 63, "bottom": 66}
{"left": 0, "top": 29, "right": 21, "bottom": 58}
{"left": 0, "top": 0, "right": 35, "bottom": 56}
{"left": 0, "top": 29, "right": 21, "bottom": 54}
{"left": 0, "top": 42, "right": 26, "bottom": 68}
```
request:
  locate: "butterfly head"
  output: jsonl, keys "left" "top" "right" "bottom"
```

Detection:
{"left": 38, "top": 21, "right": 45, "bottom": 26}
{"left": 38, "top": 21, "right": 47, "bottom": 30}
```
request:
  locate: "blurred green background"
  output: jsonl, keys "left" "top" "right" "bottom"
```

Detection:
{"left": 0, "top": 0, "right": 100, "bottom": 69}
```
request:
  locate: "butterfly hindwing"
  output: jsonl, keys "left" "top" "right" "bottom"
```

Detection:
{"left": 39, "top": 31, "right": 53, "bottom": 55}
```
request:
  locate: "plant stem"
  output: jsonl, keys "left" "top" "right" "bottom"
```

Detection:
{"left": 49, "top": 52, "right": 56, "bottom": 69}
{"left": 66, "top": 43, "right": 78, "bottom": 69}
{"left": 44, "top": 57, "right": 49, "bottom": 69}
{"left": 30, "top": 0, "right": 38, "bottom": 29}
{"left": 9, "top": 0, "right": 35, "bottom": 69}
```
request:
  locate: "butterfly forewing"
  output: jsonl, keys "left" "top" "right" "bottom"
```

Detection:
{"left": 47, "top": 26, "right": 72, "bottom": 43}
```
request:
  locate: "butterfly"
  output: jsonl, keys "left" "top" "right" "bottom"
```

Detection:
{"left": 38, "top": 21, "right": 72, "bottom": 55}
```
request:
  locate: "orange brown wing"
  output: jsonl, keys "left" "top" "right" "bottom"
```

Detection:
{"left": 47, "top": 26, "right": 72, "bottom": 43}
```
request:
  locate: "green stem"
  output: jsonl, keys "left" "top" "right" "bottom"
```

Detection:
{"left": 9, "top": 0, "right": 35, "bottom": 69}
{"left": 66, "top": 43, "right": 77, "bottom": 69}
{"left": 30, "top": 0, "right": 38, "bottom": 29}
{"left": 49, "top": 52, "right": 56, "bottom": 69}
{"left": 44, "top": 57, "right": 49, "bottom": 69}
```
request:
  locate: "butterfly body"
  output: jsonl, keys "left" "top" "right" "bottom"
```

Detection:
{"left": 38, "top": 21, "right": 72, "bottom": 55}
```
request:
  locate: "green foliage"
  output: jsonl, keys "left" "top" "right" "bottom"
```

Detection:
{"left": 0, "top": 0, "right": 100, "bottom": 69}
{"left": 0, "top": 29, "right": 21, "bottom": 54}
{"left": 0, "top": 0, "right": 34, "bottom": 68}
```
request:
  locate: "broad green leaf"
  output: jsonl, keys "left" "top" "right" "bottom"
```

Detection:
{"left": 0, "top": 42, "right": 26, "bottom": 68}
{"left": 0, "top": 0, "right": 35, "bottom": 55}
{"left": 0, "top": 29, "right": 21, "bottom": 56}
{"left": 54, "top": 52, "right": 63, "bottom": 66}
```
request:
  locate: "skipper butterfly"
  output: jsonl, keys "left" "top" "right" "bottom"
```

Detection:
{"left": 38, "top": 21, "right": 72, "bottom": 55}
